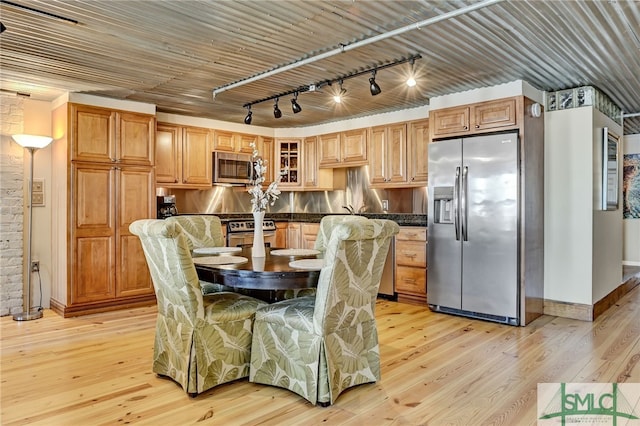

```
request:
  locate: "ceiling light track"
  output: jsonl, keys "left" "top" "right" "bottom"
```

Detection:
{"left": 0, "top": 0, "right": 79, "bottom": 24}
{"left": 242, "top": 54, "right": 421, "bottom": 111}
{"left": 212, "top": 0, "right": 502, "bottom": 99}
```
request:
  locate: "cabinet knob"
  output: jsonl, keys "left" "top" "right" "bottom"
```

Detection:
{"left": 463, "top": 126, "right": 468, "bottom": 130}
{"left": 475, "top": 125, "right": 480, "bottom": 129}
{"left": 411, "top": 177, "right": 415, "bottom": 181}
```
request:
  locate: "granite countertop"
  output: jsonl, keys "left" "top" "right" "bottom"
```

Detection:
{"left": 209, "top": 212, "right": 427, "bottom": 227}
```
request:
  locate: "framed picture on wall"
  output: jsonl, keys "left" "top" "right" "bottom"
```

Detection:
{"left": 602, "top": 127, "right": 620, "bottom": 211}
{"left": 623, "top": 153, "right": 640, "bottom": 219}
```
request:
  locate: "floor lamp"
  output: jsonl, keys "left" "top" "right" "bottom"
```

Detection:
{"left": 12, "top": 134, "right": 52, "bottom": 321}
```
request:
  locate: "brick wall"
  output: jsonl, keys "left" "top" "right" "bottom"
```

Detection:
{"left": 0, "top": 95, "right": 25, "bottom": 316}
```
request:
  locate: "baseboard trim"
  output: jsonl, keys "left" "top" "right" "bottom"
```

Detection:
{"left": 50, "top": 295, "right": 156, "bottom": 318}
{"left": 544, "top": 273, "right": 640, "bottom": 322}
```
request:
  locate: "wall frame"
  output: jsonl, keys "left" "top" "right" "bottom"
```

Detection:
{"left": 602, "top": 127, "right": 620, "bottom": 211}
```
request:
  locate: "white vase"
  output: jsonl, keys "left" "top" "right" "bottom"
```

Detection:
{"left": 252, "top": 211, "right": 266, "bottom": 258}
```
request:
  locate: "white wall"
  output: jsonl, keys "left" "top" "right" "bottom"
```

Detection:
{"left": 544, "top": 107, "right": 594, "bottom": 304}
{"left": 624, "top": 133, "right": 640, "bottom": 265}
{"left": 544, "top": 105, "right": 625, "bottom": 305}
{"left": 0, "top": 96, "right": 52, "bottom": 315}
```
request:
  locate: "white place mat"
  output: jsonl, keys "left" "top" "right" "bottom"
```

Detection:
{"left": 193, "top": 246, "right": 242, "bottom": 255}
{"left": 271, "top": 248, "right": 321, "bottom": 257}
{"left": 289, "top": 259, "right": 324, "bottom": 271}
{"left": 193, "top": 256, "right": 248, "bottom": 266}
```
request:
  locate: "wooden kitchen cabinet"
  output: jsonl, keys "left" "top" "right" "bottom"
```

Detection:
{"left": 395, "top": 226, "right": 427, "bottom": 305}
{"left": 275, "top": 139, "right": 302, "bottom": 188}
{"left": 156, "top": 123, "right": 212, "bottom": 187}
{"left": 51, "top": 103, "right": 156, "bottom": 317}
{"left": 275, "top": 222, "right": 288, "bottom": 248}
{"left": 286, "top": 222, "right": 319, "bottom": 249}
{"left": 369, "top": 123, "right": 407, "bottom": 186}
{"left": 213, "top": 130, "right": 256, "bottom": 154}
{"left": 302, "top": 136, "right": 339, "bottom": 190}
{"left": 318, "top": 129, "right": 368, "bottom": 168}
{"left": 72, "top": 104, "right": 154, "bottom": 166}
{"left": 259, "top": 136, "right": 275, "bottom": 185}
{"left": 407, "top": 119, "right": 429, "bottom": 185}
{"left": 431, "top": 97, "right": 518, "bottom": 139}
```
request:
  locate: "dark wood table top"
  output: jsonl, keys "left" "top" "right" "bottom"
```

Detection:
{"left": 194, "top": 246, "right": 321, "bottom": 291}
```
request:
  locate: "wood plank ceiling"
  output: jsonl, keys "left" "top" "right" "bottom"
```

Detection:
{"left": 1, "top": 0, "right": 639, "bottom": 134}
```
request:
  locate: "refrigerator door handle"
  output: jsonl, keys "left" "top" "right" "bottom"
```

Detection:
{"left": 462, "top": 166, "right": 469, "bottom": 241}
{"left": 454, "top": 166, "right": 461, "bottom": 241}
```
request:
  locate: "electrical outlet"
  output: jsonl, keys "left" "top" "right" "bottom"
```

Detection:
{"left": 31, "top": 261, "right": 40, "bottom": 272}
{"left": 32, "top": 192, "right": 44, "bottom": 206}
{"left": 32, "top": 179, "right": 44, "bottom": 193}
{"left": 382, "top": 200, "right": 389, "bottom": 211}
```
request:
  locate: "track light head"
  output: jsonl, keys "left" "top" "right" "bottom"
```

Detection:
{"left": 333, "top": 81, "right": 347, "bottom": 103}
{"left": 244, "top": 106, "right": 252, "bottom": 125}
{"left": 369, "top": 70, "right": 382, "bottom": 96}
{"left": 406, "top": 58, "right": 417, "bottom": 87}
{"left": 273, "top": 98, "right": 282, "bottom": 118}
{"left": 291, "top": 92, "right": 302, "bottom": 114}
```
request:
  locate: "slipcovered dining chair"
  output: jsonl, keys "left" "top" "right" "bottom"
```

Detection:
{"left": 165, "top": 215, "right": 225, "bottom": 250}
{"left": 249, "top": 219, "right": 399, "bottom": 405}
{"left": 313, "top": 214, "right": 367, "bottom": 253}
{"left": 166, "top": 215, "right": 228, "bottom": 294}
{"left": 130, "top": 219, "right": 267, "bottom": 396}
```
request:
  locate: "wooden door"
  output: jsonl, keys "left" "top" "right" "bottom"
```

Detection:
{"left": 182, "top": 127, "right": 212, "bottom": 185}
{"left": 213, "top": 130, "right": 235, "bottom": 152}
{"left": 386, "top": 123, "right": 407, "bottom": 184}
{"left": 431, "top": 106, "right": 470, "bottom": 136}
{"left": 369, "top": 126, "right": 387, "bottom": 184}
{"left": 287, "top": 223, "right": 302, "bottom": 248}
{"left": 72, "top": 104, "right": 115, "bottom": 163}
{"left": 259, "top": 136, "right": 274, "bottom": 185}
{"left": 116, "top": 166, "right": 155, "bottom": 297}
{"left": 117, "top": 112, "right": 154, "bottom": 165}
{"left": 408, "top": 120, "right": 429, "bottom": 184}
{"left": 318, "top": 132, "right": 341, "bottom": 167}
{"left": 71, "top": 163, "right": 116, "bottom": 304}
{"left": 237, "top": 133, "right": 257, "bottom": 154}
{"left": 473, "top": 98, "right": 517, "bottom": 131}
{"left": 156, "top": 123, "right": 181, "bottom": 184}
{"left": 303, "top": 137, "right": 318, "bottom": 188}
{"left": 341, "top": 128, "right": 368, "bottom": 165}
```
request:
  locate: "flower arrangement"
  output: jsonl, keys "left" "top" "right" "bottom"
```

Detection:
{"left": 248, "top": 142, "right": 282, "bottom": 212}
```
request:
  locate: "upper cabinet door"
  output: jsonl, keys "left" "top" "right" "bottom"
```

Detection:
{"left": 72, "top": 104, "right": 116, "bottom": 163}
{"left": 156, "top": 123, "right": 182, "bottom": 184}
{"left": 432, "top": 106, "right": 470, "bottom": 137}
{"left": 318, "top": 133, "right": 341, "bottom": 167}
{"left": 182, "top": 127, "right": 212, "bottom": 185}
{"left": 72, "top": 104, "right": 154, "bottom": 165}
{"left": 408, "top": 120, "right": 429, "bottom": 184}
{"left": 340, "top": 129, "right": 368, "bottom": 166}
{"left": 117, "top": 112, "right": 155, "bottom": 166}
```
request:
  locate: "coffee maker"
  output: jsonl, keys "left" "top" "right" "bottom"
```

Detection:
{"left": 157, "top": 195, "right": 178, "bottom": 219}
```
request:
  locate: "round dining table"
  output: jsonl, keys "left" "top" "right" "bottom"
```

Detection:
{"left": 194, "top": 246, "right": 321, "bottom": 301}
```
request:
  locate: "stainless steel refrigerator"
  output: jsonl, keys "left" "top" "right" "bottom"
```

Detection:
{"left": 427, "top": 130, "right": 542, "bottom": 326}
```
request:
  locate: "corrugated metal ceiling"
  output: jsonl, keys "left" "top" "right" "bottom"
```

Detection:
{"left": 1, "top": 0, "right": 639, "bottom": 134}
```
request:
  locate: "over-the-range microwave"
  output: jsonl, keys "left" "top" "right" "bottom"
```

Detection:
{"left": 212, "top": 151, "right": 254, "bottom": 185}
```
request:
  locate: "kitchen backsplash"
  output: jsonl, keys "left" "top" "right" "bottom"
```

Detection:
{"left": 166, "top": 166, "right": 427, "bottom": 215}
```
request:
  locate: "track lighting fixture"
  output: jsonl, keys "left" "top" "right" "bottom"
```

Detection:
{"left": 273, "top": 98, "right": 282, "bottom": 118}
{"left": 369, "top": 70, "right": 382, "bottom": 96}
{"left": 238, "top": 54, "right": 421, "bottom": 123}
{"left": 406, "top": 58, "right": 417, "bottom": 87}
{"left": 291, "top": 92, "right": 302, "bottom": 114}
{"left": 333, "top": 80, "right": 346, "bottom": 103}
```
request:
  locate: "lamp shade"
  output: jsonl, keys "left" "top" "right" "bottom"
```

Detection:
{"left": 12, "top": 134, "right": 53, "bottom": 149}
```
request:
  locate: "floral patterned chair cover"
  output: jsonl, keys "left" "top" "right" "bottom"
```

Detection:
{"left": 313, "top": 214, "right": 368, "bottom": 253}
{"left": 165, "top": 215, "right": 228, "bottom": 294}
{"left": 165, "top": 215, "right": 225, "bottom": 250}
{"left": 129, "top": 219, "right": 267, "bottom": 396}
{"left": 249, "top": 219, "right": 399, "bottom": 405}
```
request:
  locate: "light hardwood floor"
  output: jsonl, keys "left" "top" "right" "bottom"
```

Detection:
{"left": 2, "top": 284, "right": 639, "bottom": 425}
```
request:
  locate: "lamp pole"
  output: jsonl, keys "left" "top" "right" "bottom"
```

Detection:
{"left": 13, "top": 147, "right": 42, "bottom": 321}
{"left": 11, "top": 134, "right": 52, "bottom": 321}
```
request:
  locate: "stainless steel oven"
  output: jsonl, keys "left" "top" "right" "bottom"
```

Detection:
{"left": 226, "top": 219, "right": 277, "bottom": 247}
